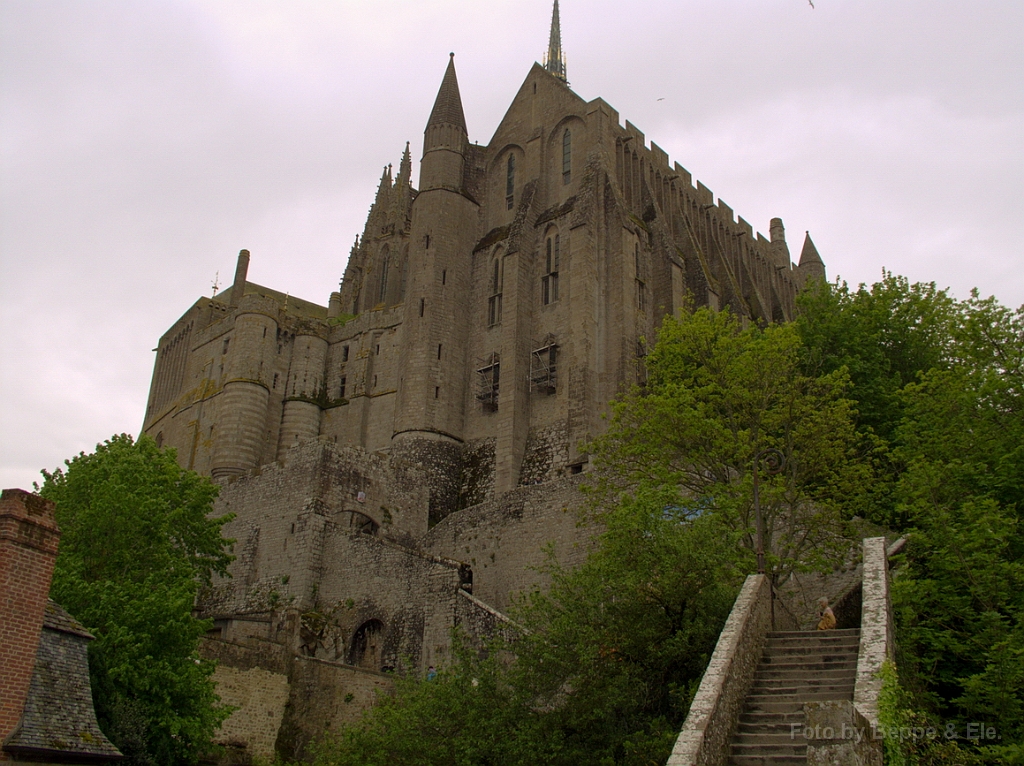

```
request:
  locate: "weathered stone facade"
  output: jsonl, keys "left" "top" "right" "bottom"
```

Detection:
{"left": 140, "top": 4, "right": 826, "bottom": 760}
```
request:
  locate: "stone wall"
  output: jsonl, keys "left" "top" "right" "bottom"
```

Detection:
{"left": 422, "top": 475, "right": 596, "bottom": 612}
{"left": 197, "top": 441, "right": 430, "bottom": 619}
{"left": 202, "top": 637, "right": 395, "bottom": 764}
{"left": 666, "top": 574, "right": 773, "bottom": 766}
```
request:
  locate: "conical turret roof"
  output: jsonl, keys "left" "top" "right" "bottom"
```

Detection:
{"left": 799, "top": 232, "right": 823, "bottom": 266}
{"left": 426, "top": 53, "right": 467, "bottom": 133}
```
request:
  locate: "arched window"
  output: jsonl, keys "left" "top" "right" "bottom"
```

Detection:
{"left": 506, "top": 154, "right": 515, "bottom": 210}
{"left": 562, "top": 128, "right": 571, "bottom": 184}
{"left": 377, "top": 248, "right": 389, "bottom": 305}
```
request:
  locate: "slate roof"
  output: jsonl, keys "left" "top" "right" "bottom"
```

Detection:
{"left": 426, "top": 54, "right": 467, "bottom": 132}
{"left": 2, "top": 600, "right": 122, "bottom": 763}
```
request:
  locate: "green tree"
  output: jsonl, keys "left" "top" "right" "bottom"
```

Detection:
{"left": 590, "top": 307, "right": 870, "bottom": 577}
{"left": 39, "top": 434, "right": 235, "bottom": 766}
{"left": 796, "top": 273, "right": 957, "bottom": 444}
{"left": 890, "top": 294, "right": 1024, "bottom": 759}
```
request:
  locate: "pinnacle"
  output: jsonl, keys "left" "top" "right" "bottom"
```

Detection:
{"left": 545, "top": 0, "right": 567, "bottom": 82}
{"left": 799, "top": 232, "right": 823, "bottom": 266}
{"left": 426, "top": 53, "right": 467, "bottom": 133}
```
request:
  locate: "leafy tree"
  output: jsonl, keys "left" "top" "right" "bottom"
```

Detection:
{"left": 38, "top": 434, "right": 235, "bottom": 766}
{"left": 890, "top": 294, "right": 1024, "bottom": 759}
{"left": 589, "top": 307, "right": 870, "bottom": 577}
{"left": 796, "top": 273, "right": 958, "bottom": 444}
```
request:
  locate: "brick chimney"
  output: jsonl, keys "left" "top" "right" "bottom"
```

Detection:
{"left": 0, "top": 489, "right": 61, "bottom": 753}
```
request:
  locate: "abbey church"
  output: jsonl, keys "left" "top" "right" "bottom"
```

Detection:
{"left": 142, "top": 3, "right": 825, "bottom": 757}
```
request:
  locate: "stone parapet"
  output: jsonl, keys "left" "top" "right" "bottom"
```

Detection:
{"left": 853, "top": 537, "right": 893, "bottom": 728}
{"left": 804, "top": 700, "right": 882, "bottom": 766}
{"left": 666, "top": 574, "right": 773, "bottom": 766}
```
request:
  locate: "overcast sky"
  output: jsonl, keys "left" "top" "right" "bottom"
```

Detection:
{"left": 1, "top": 0, "right": 1021, "bottom": 491}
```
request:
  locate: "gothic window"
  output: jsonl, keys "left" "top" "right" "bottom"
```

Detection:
{"left": 542, "top": 233, "right": 560, "bottom": 305}
{"left": 488, "top": 255, "right": 503, "bottom": 326}
{"left": 562, "top": 128, "right": 571, "bottom": 184}
{"left": 377, "top": 248, "right": 390, "bottom": 305}
{"left": 506, "top": 153, "right": 515, "bottom": 210}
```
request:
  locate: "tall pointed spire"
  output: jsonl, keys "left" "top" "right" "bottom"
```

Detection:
{"left": 426, "top": 53, "right": 467, "bottom": 133}
{"left": 421, "top": 54, "right": 468, "bottom": 192}
{"left": 398, "top": 141, "right": 412, "bottom": 185}
{"left": 544, "top": 0, "right": 567, "bottom": 82}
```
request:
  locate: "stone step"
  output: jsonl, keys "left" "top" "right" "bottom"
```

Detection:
{"left": 731, "top": 741, "right": 806, "bottom": 756}
{"left": 728, "top": 753, "right": 807, "bottom": 765}
{"left": 734, "top": 731, "right": 810, "bottom": 746}
{"left": 765, "top": 636, "right": 860, "bottom": 647}
{"left": 750, "top": 678, "right": 856, "bottom": 694}
{"left": 743, "top": 694, "right": 853, "bottom": 715}
{"left": 737, "top": 711, "right": 805, "bottom": 726}
{"left": 768, "top": 629, "right": 860, "bottom": 639}
{"left": 753, "top": 660, "right": 857, "bottom": 678}
{"left": 759, "top": 650, "right": 858, "bottom": 664}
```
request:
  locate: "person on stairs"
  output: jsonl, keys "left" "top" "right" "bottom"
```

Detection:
{"left": 816, "top": 597, "right": 836, "bottom": 630}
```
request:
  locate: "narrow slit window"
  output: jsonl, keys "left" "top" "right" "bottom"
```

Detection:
{"left": 378, "top": 251, "right": 389, "bottom": 305}
{"left": 562, "top": 128, "right": 571, "bottom": 184}
{"left": 339, "top": 376, "right": 346, "bottom": 398}
{"left": 542, "top": 235, "right": 560, "bottom": 305}
{"left": 506, "top": 153, "right": 515, "bottom": 210}
{"left": 488, "top": 256, "right": 503, "bottom": 326}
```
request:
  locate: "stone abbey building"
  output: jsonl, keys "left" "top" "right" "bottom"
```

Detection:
{"left": 142, "top": 3, "right": 825, "bottom": 757}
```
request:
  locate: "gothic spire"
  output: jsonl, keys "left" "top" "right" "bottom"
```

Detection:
{"left": 544, "top": 0, "right": 567, "bottom": 82}
{"left": 399, "top": 141, "right": 412, "bottom": 185}
{"left": 426, "top": 53, "right": 467, "bottom": 133}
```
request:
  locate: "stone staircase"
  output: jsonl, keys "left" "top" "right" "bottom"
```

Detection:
{"left": 728, "top": 628, "right": 860, "bottom": 765}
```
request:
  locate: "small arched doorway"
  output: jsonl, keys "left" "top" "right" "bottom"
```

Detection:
{"left": 348, "top": 619, "right": 384, "bottom": 670}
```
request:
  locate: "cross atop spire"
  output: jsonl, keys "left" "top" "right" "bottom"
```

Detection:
{"left": 544, "top": 0, "right": 567, "bottom": 82}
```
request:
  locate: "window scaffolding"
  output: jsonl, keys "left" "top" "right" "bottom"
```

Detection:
{"left": 530, "top": 334, "right": 559, "bottom": 394}
{"left": 476, "top": 352, "right": 500, "bottom": 411}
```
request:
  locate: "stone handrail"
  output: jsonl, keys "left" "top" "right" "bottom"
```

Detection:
{"left": 853, "top": 536, "right": 894, "bottom": 728}
{"left": 666, "top": 574, "right": 774, "bottom": 766}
